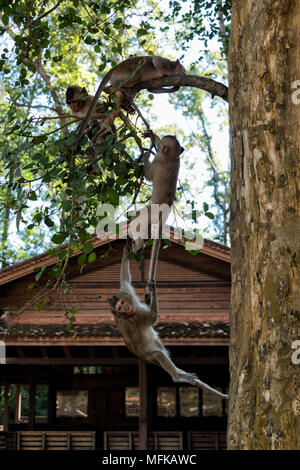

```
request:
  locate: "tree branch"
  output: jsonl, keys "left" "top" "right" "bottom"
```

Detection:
{"left": 132, "top": 75, "right": 228, "bottom": 102}
{"left": 35, "top": 0, "right": 63, "bottom": 22}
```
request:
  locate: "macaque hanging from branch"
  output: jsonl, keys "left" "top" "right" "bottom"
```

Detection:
{"left": 129, "top": 132, "right": 184, "bottom": 252}
{"left": 109, "top": 245, "right": 228, "bottom": 399}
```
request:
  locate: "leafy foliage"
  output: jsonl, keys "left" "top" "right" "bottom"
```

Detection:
{"left": 0, "top": 0, "right": 231, "bottom": 316}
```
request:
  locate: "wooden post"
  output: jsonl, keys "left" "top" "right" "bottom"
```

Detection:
{"left": 138, "top": 358, "right": 148, "bottom": 450}
{"left": 3, "top": 384, "right": 9, "bottom": 432}
{"left": 28, "top": 380, "right": 36, "bottom": 430}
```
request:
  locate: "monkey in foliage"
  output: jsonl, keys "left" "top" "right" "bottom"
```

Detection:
{"left": 75, "top": 56, "right": 186, "bottom": 146}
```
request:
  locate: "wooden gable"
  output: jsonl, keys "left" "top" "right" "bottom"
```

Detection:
{"left": 0, "top": 236, "right": 230, "bottom": 345}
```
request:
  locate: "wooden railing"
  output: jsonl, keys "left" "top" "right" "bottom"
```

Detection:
{"left": 103, "top": 431, "right": 183, "bottom": 450}
{"left": 0, "top": 430, "right": 226, "bottom": 450}
{"left": 16, "top": 431, "right": 96, "bottom": 450}
{"left": 0, "top": 432, "right": 15, "bottom": 450}
{"left": 188, "top": 431, "right": 227, "bottom": 450}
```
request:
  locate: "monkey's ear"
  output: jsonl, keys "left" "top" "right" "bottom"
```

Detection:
{"left": 81, "top": 87, "right": 87, "bottom": 94}
{"left": 161, "top": 144, "right": 169, "bottom": 154}
{"left": 180, "top": 146, "right": 185, "bottom": 154}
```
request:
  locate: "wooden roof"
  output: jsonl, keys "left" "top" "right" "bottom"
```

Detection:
{"left": 0, "top": 229, "right": 231, "bottom": 345}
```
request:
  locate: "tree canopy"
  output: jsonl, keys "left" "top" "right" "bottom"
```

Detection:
{"left": 0, "top": 0, "right": 230, "bottom": 313}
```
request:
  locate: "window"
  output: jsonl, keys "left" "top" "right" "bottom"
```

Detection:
{"left": 73, "top": 366, "right": 121, "bottom": 375}
{"left": 202, "top": 388, "right": 223, "bottom": 417}
{"left": 73, "top": 366, "right": 101, "bottom": 375}
{"left": 125, "top": 387, "right": 140, "bottom": 417}
{"left": 157, "top": 387, "right": 176, "bottom": 417}
{"left": 56, "top": 390, "right": 88, "bottom": 418}
{"left": 179, "top": 387, "right": 199, "bottom": 417}
{"left": 35, "top": 385, "right": 48, "bottom": 423}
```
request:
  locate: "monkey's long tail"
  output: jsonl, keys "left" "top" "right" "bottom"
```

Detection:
{"left": 194, "top": 378, "right": 228, "bottom": 399}
{"left": 177, "top": 368, "right": 228, "bottom": 399}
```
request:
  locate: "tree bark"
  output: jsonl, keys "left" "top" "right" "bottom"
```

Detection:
{"left": 228, "top": 0, "right": 300, "bottom": 449}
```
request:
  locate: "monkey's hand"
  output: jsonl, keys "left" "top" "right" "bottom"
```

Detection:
{"left": 123, "top": 245, "right": 130, "bottom": 257}
{"left": 147, "top": 279, "right": 156, "bottom": 292}
{"left": 144, "top": 279, "right": 156, "bottom": 304}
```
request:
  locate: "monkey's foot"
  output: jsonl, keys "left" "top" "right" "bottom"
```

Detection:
{"left": 131, "top": 238, "right": 144, "bottom": 254}
{"left": 121, "top": 98, "right": 135, "bottom": 115}
{"left": 92, "top": 122, "right": 114, "bottom": 141}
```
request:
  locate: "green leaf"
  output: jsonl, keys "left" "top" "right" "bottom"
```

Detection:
{"left": 205, "top": 212, "right": 215, "bottom": 220}
{"left": 78, "top": 253, "right": 87, "bottom": 267}
{"left": 137, "top": 29, "right": 148, "bottom": 37}
{"left": 37, "top": 300, "right": 47, "bottom": 311}
{"left": 51, "top": 232, "right": 68, "bottom": 244}
{"left": 44, "top": 216, "right": 54, "bottom": 227}
{"left": 2, "top": 15, "right": 9, "bottom": 26}
{"left": 35, "top": 264, "right": 47, "bottom": 281}
{"left": 27, "top": 283, "right": 36, "bottom": 290}
{"left": 84, "top": 241, "right": 94, "bottom": 254}
{"left": 203, "top": 202, "right": 209, "bottom": 212}
{"left": 28, "top": 191, "right": 37, "bottom": 201}
{"left": 88, "top": 252, "right": 96, "bottom": 263}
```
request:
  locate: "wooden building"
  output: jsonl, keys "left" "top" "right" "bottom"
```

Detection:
{"left": 0, "top": 233, "right": 230, "bottom": 450}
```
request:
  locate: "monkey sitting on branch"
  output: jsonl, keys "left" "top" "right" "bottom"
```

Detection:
{"left": 66, "top": 85, "right": 120, "bottom": 173}
{"left": 129, "top": 133, "right": 184, "bottom": 252}
{"left": 75, "top": 56, "right": 186, "bottom": 148}
{"left": 109, "top": 244, "right": 228, "bottom": 399}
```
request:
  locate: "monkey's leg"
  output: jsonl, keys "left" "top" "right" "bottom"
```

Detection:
{"left": 94, "top": 91, "right": 125, "bottom": 139}
{"left": 149, "top": 350, "right": 180, "bottom": 382}
{"left": 175, "top": 367, "right": 228, "bottom": 399}
{"left": 150, "top": 351, "right": 228, "bottom": 399}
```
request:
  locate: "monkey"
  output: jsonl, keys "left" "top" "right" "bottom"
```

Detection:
{"left": 143, "top": 133, "right": 183, "bottom": 206}
{"left": 108, "top": 245, "right": 228, "bottom": 399}
{"left": 75, "top": 56, "right": 186, "bottom": 147}
{"left": 66, "top": 85, "right": 118, "bottom": 173}
{"left": 129, "top": 134, "right": 184, "bottom": 253}
{"left": 66, "top": 85, "right": 108, "bottom": 138}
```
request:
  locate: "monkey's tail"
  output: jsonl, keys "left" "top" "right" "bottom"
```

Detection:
{"left": 147, "top": 86, "right": 180, "bottom": 94}
{"left": 194, "top": 378, "right": 228, "bottom": 399}
{"left": 176, "top": 368, "right": 228, "bottom": 399}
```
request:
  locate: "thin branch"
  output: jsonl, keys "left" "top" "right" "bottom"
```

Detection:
{"left": 35, "top": 0, "right": 63, "bottom": 21}
{"left": 14, "top": 119, "right": 79, "bottom": 138}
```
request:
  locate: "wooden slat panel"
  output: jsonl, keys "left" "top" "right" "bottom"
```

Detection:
{"left": 188, "top": 432, "right": 227, "bottom": 450}
{"left": 104, "top": 431, "right": 183, "bottom": 450}
{"left": 17, "top": 431, "right": 96, "bottom": 451}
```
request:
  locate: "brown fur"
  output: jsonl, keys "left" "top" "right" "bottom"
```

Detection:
{"left": 130, "top": 135, "right": 184, "bottom": 252}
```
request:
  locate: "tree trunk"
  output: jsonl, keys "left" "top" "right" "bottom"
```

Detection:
{"left": 228, "top": 0, "right": 300, "bottom": 449}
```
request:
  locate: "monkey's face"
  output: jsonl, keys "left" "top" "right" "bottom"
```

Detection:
{"left": 175, "top": 60, "right": 186, "bottom": 75}
{"left": 66, "top": 86, "right": 88, "bottom": 115}
{"left": 159, "top": 136, "right": 184, "bottom": 156}
{"left": 109, "top": 295, "right": 136, "bottom": 318}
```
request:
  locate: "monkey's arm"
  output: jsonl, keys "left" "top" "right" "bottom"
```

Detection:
{"left": 120, "top": 245, "right": 131, "bottom": 288}
{"left": 142, "top": 153, "right": 154, "bottom": 181}
{"left": 74, "top": 70, "right": 113, "bottom": 149}
{"left": 145, "top": 280, "right": 158, "bottom": 324}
